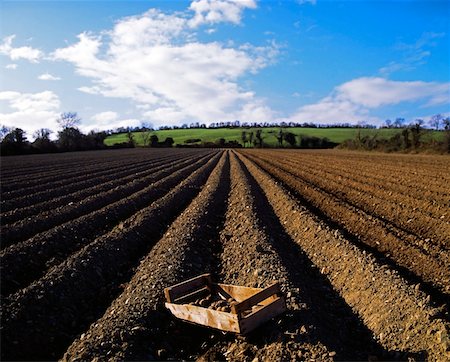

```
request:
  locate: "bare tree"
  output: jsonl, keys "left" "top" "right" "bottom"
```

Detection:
{"left": 141, "top": 130, "right": 151, "bottom": 146}
{"left": 410, "top": 119, "right": 424, "bottom": 149}
{"left": 241, "top": 131, "right": 248, "bottom": 147}
{"left": 276, "top": 128, "right": 284, "bottom": 147}
{"left": 248, "top": 131, "right": 254, "bottom": 147}
{"left": 57, "top": 112, "right": 81, "bottom": 129}
{"left": 0, "top": 125, "right": 11, "bottom": 141}
{"left": 394, "top": 117, "right": 405, "bottom": 128}
{"left": 429, "top": 114, "right": 443, "bottom": 130}
{"left": 33, "top": 128, "right": 52, "bottom": 140}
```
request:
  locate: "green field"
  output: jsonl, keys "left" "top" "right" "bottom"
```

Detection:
{"left": 104, "top": 127, "right": 443, "bottom": 147}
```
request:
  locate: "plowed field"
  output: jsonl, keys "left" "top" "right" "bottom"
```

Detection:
{"left": 1, "top": 148, "right": 449, "bottom": 361}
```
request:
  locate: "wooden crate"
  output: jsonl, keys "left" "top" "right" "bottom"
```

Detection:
{"left": 164, "top": 273, "right": 286, "bottom": 334}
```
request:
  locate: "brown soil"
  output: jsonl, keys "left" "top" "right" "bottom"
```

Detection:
{"left": 1, "top": 148, "right": 449, "bottom": 361}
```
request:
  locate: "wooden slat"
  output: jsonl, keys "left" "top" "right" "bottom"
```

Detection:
{"left": 174, "top": 286, "right": 210, "bottom": 304}
{"left": 216, "top": 283, "right": 262, "bottom": 302}
{"left": 165, "top": 302, "right": 240, "bottom": 333}
{"left": 231, "top": 282, "right": 281, "bottom": 315}
{"left": 164, "top": 273, "right": 212, "bottom": 302}
{"left": 239, "top": 297, "right": 286, "bottom": 334}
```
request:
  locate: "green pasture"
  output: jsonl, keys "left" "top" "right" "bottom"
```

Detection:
{"left": 104, "top": 127, "right": 444, "bottom": 147}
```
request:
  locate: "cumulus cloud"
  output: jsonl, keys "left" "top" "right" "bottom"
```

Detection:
{"left": 91, "top": 111, "right": 119, "bottom": 123}
{"left": 38, "top": 72, "right": 61, "bottom": 81}
{"left": 0, "top": 91, "right": 61, "bottom": 138}
{"left": 81, "top": 116, "right": 141, "bottom": 133}
{"left": 336, "top": 77, "right": 449, "bottom": 108}
{"left": 5, "top": 64, "right": 18, "bottom": 70}
{"left": 188, "top": 0, "right": 256, "bottom": 27}
{"left": 52, "top": 4, "right": 278, "bottom": 126}
{"left": 288, "top": 77, "right": 450, "bottom": 124}
{"left": 0, "top": 35, "right": 43, "bottom": 63}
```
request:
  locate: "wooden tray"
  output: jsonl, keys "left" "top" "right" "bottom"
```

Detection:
{"left": 164, "top": 273, "right": 286, "bottom": 334}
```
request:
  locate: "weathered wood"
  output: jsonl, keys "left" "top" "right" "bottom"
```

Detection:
{"left": 174, "top": 286, "right": 210, "bottom": 304}
{"left": 165, "top": 276, "right": 286, "bottom": 334}
{"left": 231, "top": 282, "right": 281, "bottom": 315}
{"left": 165, "top": 302, "right": 240, "bottom": 333}
{"left": 240, "top": 297, "right": 286, "bottom": 334}
{"left": 164, "top": 273, "right": 212, "bottom": 302}
{"left": 216, "top": 283, "right": 262, "bottom": 302}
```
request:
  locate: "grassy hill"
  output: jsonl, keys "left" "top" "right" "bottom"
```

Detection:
{"left": 104, "top": 127, "right": 443, "bottom": 147}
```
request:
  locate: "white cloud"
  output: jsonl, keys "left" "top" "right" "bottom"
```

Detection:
{"left": 5, "top": 63, "right": 18, "bottom": 70}
{"left": 38, "top": 72, "right": 61, "bottom": 81}
{"left": 91, "top": 111, "right": 119, "bottom": 123}
{"left": 188, "top": 0, "right": 256, "bottom": 28}
{"left": 0, "top": 35, "right": 43, "bottom": 63}
{"left": 81, "top": 117, "right": 141, "bottom": 133}
{"left": 52, "top": 4, "right": 278, "bottom": 126}
{"left": 288, "top": 77, "right": 450, "bottom": 125}
{"left": 336, "top": 77, "right": 449, "bottom": 108}
{"left": 0, "top": 91, "right": 61, "bottom": 138}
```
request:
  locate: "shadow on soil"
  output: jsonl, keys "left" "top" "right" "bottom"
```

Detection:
{"left": 267, "top": 162, "right": 449, "bottom": 320}
{"left": 234, "top": 155, "right": 426, "bottom": 361}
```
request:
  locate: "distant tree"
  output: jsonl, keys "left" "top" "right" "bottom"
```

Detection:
{"left": 140, "top": 121, "right": 153, "bottom": 131}
{"left": 0, "top": 125, "right": 10, "bottom": 141}
{"left": 248, "top": 131, "right": 254, "bottom": 147}
{"left": 394, "top": 117, "right": 406, "bottom": 128}
{"left": 401, "top": 128, "right": 410, "bottom": 149}
{"left": 33, "top": 128, "right": 56, "bottom": 153}
{"left": 58, "top": 127, "right": 84, "bottom": 151}
{"left": 275, "top": 129, "right": 284, "bottom": 147}
{"left": 255, "top": 129, "right": 263, "bottom": 147}
{"left": 429, "top": 114, "right": 443, "bottom": 130}
{"left": 384, "top": 119, "right": 393, "bottom": 128}
{"left": 141, "top": 130, "right": 151, "bottom": 147}
{"left": 283, "top": 132, "right": 297, "bottom": 147}
{"left": 85, "top": 130, "right": 108, "bottom": 149}
{"left": 3, "top": 127, "right": 26, "bottom": 144}
{"left": 241, "top": 131, "right": 248, "bottom": 147}
{"left": 443, "top": 117, "right": 450, "bottom": 153}
{"left": 217, "top": 138, "right": 226, "bottom": 147}
{"left": 1, "top": 127, "right": 30, "bottom": 155}
{"left": 126, "top": 131, "right": 135, "bottom": 147}
{"left": 163, "top": 137, "right": 174, "bottom": 147}
{"left": 57, "top": 112, "right": 81, "bottom": 129}
{"left": 150, "top": 134, "right": 159, "bottom": 147}
{"left": 410, "top": 119, "right": 424, "bottom": 149}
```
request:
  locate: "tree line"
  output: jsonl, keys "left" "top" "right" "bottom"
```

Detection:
{"left": 339, "top": 117, "right": 450, "bottom": 153}
{"left": 1, "top": 113, "right": 113, "bottom": 156}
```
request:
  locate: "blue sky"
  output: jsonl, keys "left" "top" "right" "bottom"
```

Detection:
{"left": 1, "top": 0, "right": 449, "bottom": 137}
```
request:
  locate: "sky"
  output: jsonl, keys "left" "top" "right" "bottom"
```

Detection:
{"left": 0, "top": 0, "right": 449, "bottom": 138}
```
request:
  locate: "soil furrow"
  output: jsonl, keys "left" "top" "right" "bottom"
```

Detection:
{"left": 237, "top": 151, "right": 449, "bottom": 361}
{"left": 260, "top": 150, "right": 450, "bottom": 208}
{"left": 0, "top": 152, "right": 195, "bottom": 225}
{"left": 200, "top": 152, "right": 390, "bottom": 361}
{"left": 0, "top": 152, "right": 195, "bottom": 212}
{"left": 272, "top": 153, "right": 450, "bottom": 219}
{"left": 1, "top": 151, "right": 222, "bottom": 361}
{"left": 0, "top": 149, "right": 180, "bottom": 188}
{"left": 1, "top": 152, "right": 216, "bottom": 296}
{"left": 0, "top": 153, "right": 207, "bottom": 242}
{"left": 1, "top": 156, "right": 159, "bottom": 195}
{"left": 62, "top": 151, "right": 230, "bottom": 361}
{"left": 265, "top": 150, "right": 450, "bottom": 204}
{"left": 252, "top": 153, "right": 450, "bottom": 254}
{"left": 244, "top": 152, "right": 450, "bottom": 297}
